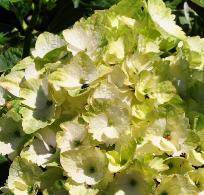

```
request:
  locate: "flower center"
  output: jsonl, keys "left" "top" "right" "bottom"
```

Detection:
{"left": 89, "top": 166, "right": 96, "bottom": 174}
{"left": 129, "top": 178, "right": 137, "bottom": 187}
{"left": 195, "top": 181, "right": 200, "bottom": 188}
{"left": 195, "top": 145, "right": 202, "bottom": 153}
{"left": 27, "top": 186, "right": 33, "bottom": 193}
{"left": 160, "top": 191, "right": 168, "bottom": 195}
{"left": 73, "top": 140, "right": 81, "bottom": 147}
{"left": 121, "top": 159, "right": 127, "bottom": 165}
{"left": 167, "top": 162, "right": 173, "bottom": 169}
{"left": 46, "top": 100, "right": 53, "bottom": 106}
{"left": 163, "top": 130, "right": 171, "bottom": 140}
{"left": 108, "top": 118, "right": 114, "bottom": 126}
{"left": 14, "top": 130, "right": 20, "bottom": 137}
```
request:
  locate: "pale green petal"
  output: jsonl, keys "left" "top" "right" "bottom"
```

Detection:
{"left": 0, "top": 86, "right": 6, "bottom": 106}
{"left": 103, "top": 37, "right": 125, "bottom": 64}
{"left": 21, "top": 127, "right": 57, "bottom": 167}
{"left": 149, "top": 157, "right": 169, "bottom": 172}
{"left": 24, "top": 62, "right": 40, "bottom": 80}
{"left": 106, "top": 136, "right": 136, "bottom": 173}
{"left": 163, "top": 157, "right": 193, "bottom": 175}
{"left": 20, "top": 107, "right": 55, "bottom": 134}
{"left": 57, "top": 121, "right": 88, "bottom": 152}
{"left": 188, "top": 150, "right": 204, "bottom": 166}
{"left": 148, "top": 0, "right": 186, "bottom": 40}
{"left": 0, "top": 71, "right": 24, "bottom": 96}
{"left": 88, "top": 105, "right": 130, "bottom": 145}
{"left": 60, "top": 148, "right": 108, "bottom": 185}
{"left": 137, "top": 35, "right": 160, "bottom": 54}
{"left": 136, "top": 135, "right": 177, "bottom": 156}
{"left": 108, "top": 168, "right": 150, "bottom": 195}
{"left": 40, "top": 167, "right": 68, "bottom": 195}
{"left": 7, "top": 157, "right": 42, "bottom": 195}
{"left": 20, "top": 78, "right": 50, "bottom": 109}
{"left": 108, "top": 65, "right": 126, "bottom": 87}
{"left": 184, "top": 36, "right": 204, "bottom": 70}
{"left": 132, "top": 100, "right": 155, "bottom": 120}
{"left": 156, "top": 174, "right": 198, "bottom": 195}
{"left": 188, "top": 169, "right": 204, "bottom": 193}
{"left": 12, "top": 56, "right": 34, "bottom": 71}
{"left": 32, "top": 32, "right": 66, "bottom": 58}
{"left": 49, "top": 52, "right": 98, "bottom": 89}
{"left": 63, "top": 23, "right": 100, "bottom": 60}
{"left": 66, "top": 184, "right": 98, "bottom": 195}
{"left": 0, "top": 111, "right": 25, "bottom": 158}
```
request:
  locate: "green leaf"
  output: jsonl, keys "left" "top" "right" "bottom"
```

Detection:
{"left": 0, "top": 0, "right": 10, "bottom": 10}
{"left": 42, "top": 0, "right": 57, "bottom": 10}
{"left": 164, "top": 0, "right": 183, "bottom": 9}
{"left": 191, "top": 0, "right": 204, "bottom": 7}
{"left": 72, "top": 0, "right": 80, "bottom": 8}
{"left": 0, "top": 33, "right": 10, "bottom": 45}
{"left": 90, "top": 0, "right": 120, "bottom": 8}
{"left": 0, "top": 154, "right": 7, "bottom": 164}
{"left": 0, "top": 0, "right": 31, "bottom": 20}
{"left": 0, "top": 48, "right": 22, "bottom": 73}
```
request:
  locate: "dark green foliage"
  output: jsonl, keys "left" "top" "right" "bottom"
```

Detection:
{"left": 0, "top": 155, "right": 10, "bottom": 187}
{"left": 0, "top": 47, "right": 23, "bottom": 72}
{"left": 164, "top": 0, "right": 204, "bottom": 37}
{"left": 0, "top": 33, "right": 10, "bottom": 45}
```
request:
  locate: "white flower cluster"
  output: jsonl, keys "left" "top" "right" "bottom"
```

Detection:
{"left": 0, "top": 0, "right": 204, "bottom": 194}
